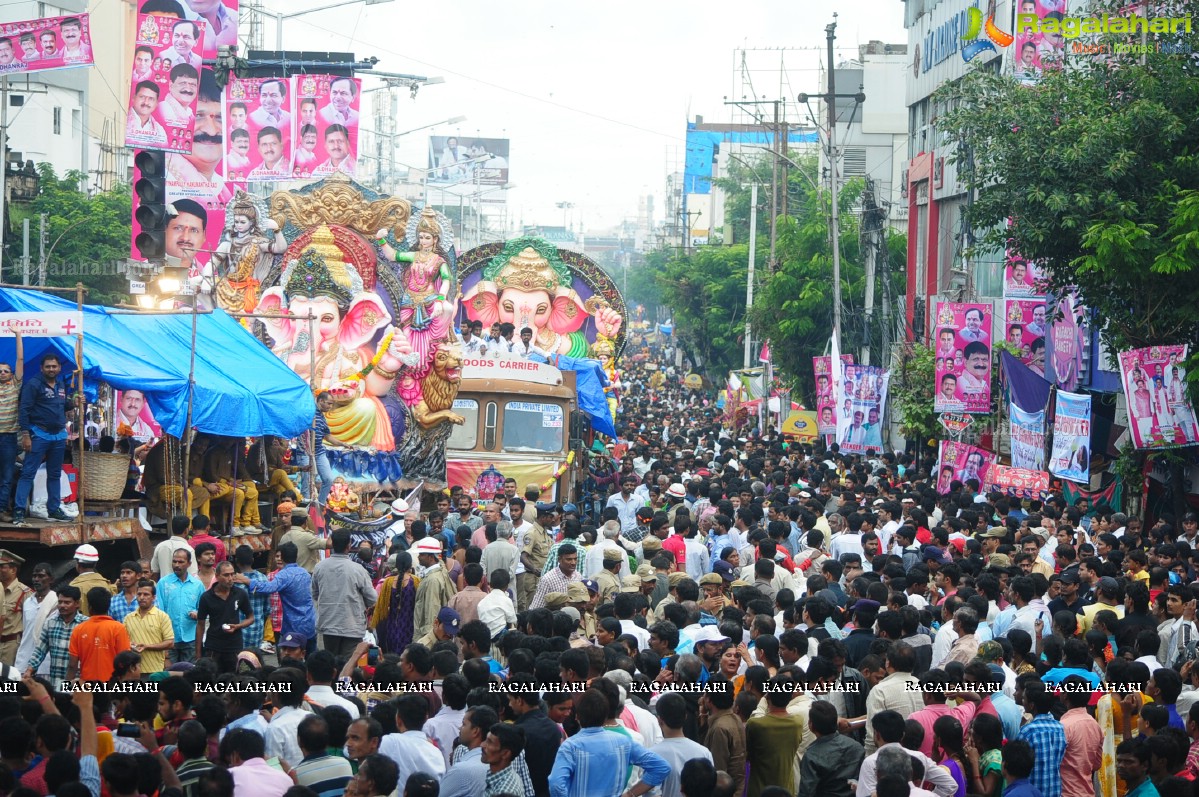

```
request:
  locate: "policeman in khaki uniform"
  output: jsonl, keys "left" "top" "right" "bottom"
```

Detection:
{"left": 699, "top": 572, "right": 731, "bottom": 615}
{"left": 0, "top": 550, "right": 30, "bottom": 665}
{"left": 566, "top": 581, "right": 596, "bottom": 641}
{"left": 596, "top": 548, "right": 623, "bottom": 603}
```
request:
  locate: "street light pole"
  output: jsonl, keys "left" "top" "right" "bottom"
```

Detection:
{"left": 744, "top": 182, "right": 758, "bottom": 369}
{"left": 827, "top": 21, "right": 842, "bottom": 356}
{"left": 273, "top": 0, "right": 395, "bottom": 49}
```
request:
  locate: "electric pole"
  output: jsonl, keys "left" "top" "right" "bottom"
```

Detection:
{"left": 38, "top": 213, "right": 46, "bottom": 286}
{"left": 744, "top": 182, "right": 758, "bottom": 369}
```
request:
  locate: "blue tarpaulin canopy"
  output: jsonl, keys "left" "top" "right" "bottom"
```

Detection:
{"left": 0, "top": 288, "right": 315, "bottom": 439}
{"left": 527, "top": 352, "right": 616, "bottom": 438}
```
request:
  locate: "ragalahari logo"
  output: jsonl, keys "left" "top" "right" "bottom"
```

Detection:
{"left": 962, "top": 6, "right": 1014, "bottom": 61}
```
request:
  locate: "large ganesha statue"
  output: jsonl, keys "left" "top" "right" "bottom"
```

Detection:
{"left": 257, "top": 225, "right": 414, "bottom": 452}
{"left": 462, "top": 238, "right": 622, "bottom": 357}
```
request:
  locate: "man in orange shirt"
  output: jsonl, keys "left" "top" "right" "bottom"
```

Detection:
{"left": 68, "top": 587, "right": 131, "bottom": 681}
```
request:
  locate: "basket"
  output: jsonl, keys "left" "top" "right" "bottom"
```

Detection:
{"left": 81, "top": 451, "right": 130, "bottom": 501}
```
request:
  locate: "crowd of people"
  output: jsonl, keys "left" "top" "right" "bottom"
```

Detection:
{"left": 0, "top": 333, "right": 1194, "bottom": 797}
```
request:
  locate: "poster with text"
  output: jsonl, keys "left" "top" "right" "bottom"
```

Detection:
{"left": 1119, "top": 344, "right": 1199, "bottom": 449}
{"left": 113, "top": 389, "right": 162, "bottom": 443}
{"left": 936, "top": 440, "right": 996, "bottom": 494}
{"left": 1048, "top": 290, "right": 1087, "bottom": 391}
{"left": 813, "top": 354, "right": 853, "bottom": 435}
{"left": 1010, "top": 403, "right": 1047, "bottom": 470}
{"left": 837, "top": 364, "right": 890, "bottom": 455}
{"left": 1013, "top": 0, "right": 1069, "bottom": 83}
{"left": 933, "top": 302, "right": 993, "bottom": 415}
{"left": 1003, "top": 299, "right": 1049, "bottom": 376}
{"left": 1003, "top": 256, "right": 1046, "bottom": 298}
{"left": 225, "top": 76, "right": 293, "bottom": 182}
{"left": 1050, "top": 390, "right": 1091, "bottom": 484}
{"left": 293, "top": 75, "right": 360, "bottom": 179}
{"left": 428, "top": 135, "right": 510, "bottom": 186}
{"left": 985, "top": 464, "right": 1052, "bottom": 501}
{"left": 126, "top": 15, "right": 207, "bottom": 153}
{"left": 0, "top": 14, "right": 94, "bottom": 77}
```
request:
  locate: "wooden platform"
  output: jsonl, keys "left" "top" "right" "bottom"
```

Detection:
{"left": 0, "top": 515, "right": 151, "bottom": 556}
{"left": 221, "top": 531, "right": 273, "bottom": 553}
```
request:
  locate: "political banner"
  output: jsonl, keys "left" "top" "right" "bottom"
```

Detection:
{"left": 0, "top": 14, "right": 94, "bottom": 77}
{"left": 813, "top": 354, "right": 853, "bottom": 435}
{"left": 126, "top": 14, "right": 207, "bottom": 153}
{"left": 1047, "top": 290, "right": 1087, "bottom": 391}
{"left": 1003, "top": 299, "right": 1049, "bottom": 377}
{"left": 1013, "top": 0, "right": 1069, "bottom": 84}
{"left": 1009, "top": 403, "right": 1047, "bottom": 471}
{"left": 985, "top": 464, "right": 1052, "bottom": 500}
{"left": 225, "top": 77, "right": 293, "bottom": 182}
{"left": 1049, "top": 390, "right": 1092, "bottom": 484}
{"left": 936, "top": 440, "right": 995, "bottom": 494}
{"left": 933, "top": 302, "right": 993, "bottom": 415}
{"left": 171, "top": 0, "right": 239, "bottom": 61}
{"left": 837, "top": 364, "right": 890, "bottom": 455}
{"left": 293, "top": 75, "right": 360, "bottom": 179}
{"left": 113, "top": 389, "right": 162, "bottom": 443}
{"left": 1119, "top": 344, "right": 1199, "bottom": 449}
{"left": 428, "top": 135, "right": 511, "bottom": 187}
{"left": 1003, "top": 256, "right": 1046, "bottom": 298}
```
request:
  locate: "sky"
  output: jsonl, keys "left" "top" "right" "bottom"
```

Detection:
{"left": 276, "top": 0, "right": 907, "bottom": 232}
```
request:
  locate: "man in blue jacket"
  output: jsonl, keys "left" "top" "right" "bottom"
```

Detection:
{"left": 14, "top": 353, "right": 69, "bottom": 525}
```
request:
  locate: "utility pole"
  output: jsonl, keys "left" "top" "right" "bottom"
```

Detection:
{"left": 744, "top": 182, "right": 758, "bottom": 368}
{"left": 20, "top": 218, "right": 29, "bottom": 285}
{"left": 827, "top": 20, "right": 842, "bottom": 356}
{"left": 769, "top": 100, "right": 779, "bottom": 272}
{"left": 0, "top": 76, "right": 8, "bottom": 280}
{"left": 862, "top": 179, "right": 879, "bottom": 365}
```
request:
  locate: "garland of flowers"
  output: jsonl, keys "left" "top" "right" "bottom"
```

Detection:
{"left": 346, "top": 330, "right": 396, "bottom": 384}
{"left": 538, "top": 450, "right": 577, "bottom": 494}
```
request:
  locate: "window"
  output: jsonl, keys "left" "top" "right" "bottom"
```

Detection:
{"left": 447, "top": 399, "right": 479, "bottom": 450}
{"left": 53, "top": 107, "right": 61, "bottom": 135}
{"left": 842, "top": 147, "right": 867, "bottom": 176}
{"left": 501, "top": 401, "right": 564, "bottom": 453}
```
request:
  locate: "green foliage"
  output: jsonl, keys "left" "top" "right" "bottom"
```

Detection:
{"left": 11, "top": 165, "right": 132, "bottom": 306}
{"left": 654, "top": 245, "right": 748, "bottom": 375}
{"left": 935, "top": 9, "right": 1199, "bottom": 363}
{"left": 890, "top": 342, "right": 938, "bottom": 446}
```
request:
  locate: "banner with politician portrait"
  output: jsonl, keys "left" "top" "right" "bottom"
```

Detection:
{"left": 113, "top": 389, "right": 162, "bottom": 443}
{"left": 813, "top": 354, "right": 853, "bottom": 435}
{"left": 836, "top": 364, "right": 889, "bottom": 455}
{"left": 1049, "top": 390, "right": 1091, "bottom": 484}
{"left": 169, "top": 0, "right": 239, "bottom": 61}
{"left": 1003, "top": 255, "right": 1047, "bottom": 299}
{"left": 0, "top": 14, "right": 94, "bottom": 77}
{"left": 1047, "top": 290, "right": 1087, "bottom": 391}
{"left": 1009, "top": 403, "right": 1047, "bottom": 471}
{"left": 936, "top": 440, "right": 995, "bottom": 494}
{"left": 428, "top": 135, "right": 511, "bottom": 187}
{"left": 933, "top": 302, "right": 993, "bottom": 415}
{"left": 1118, "top": 344, "right": 1199, "bottom": 449}
{"left": 985, "top": 464, "right": 1052, "bottom": 501}
{"left": 126, "top": 14, "right": 207, "bottom": 152}
{"left": 292, "top": 74, "right": 360, "bottom": 179}
{"left": 1003, "top": 299, "right": 1049, "bottom": 376}
{"left": 225, "top": 76, "right": 293, "bottom": 182}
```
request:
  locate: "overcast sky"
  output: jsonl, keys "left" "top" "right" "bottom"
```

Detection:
{"left": 277, "top": 0, "right": 907, "bottom": 231}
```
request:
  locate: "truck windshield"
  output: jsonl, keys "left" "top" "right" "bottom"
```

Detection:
{"left": 447, "top": 399, "right": 479, "bottom": 450}
{"left": 502, "top": 401, "right": 564, "bottom": 453}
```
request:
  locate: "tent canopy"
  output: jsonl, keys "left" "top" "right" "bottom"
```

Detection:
{"left": 527, "top": 352, "right": 616, "bottom": 438}
{"left": 0, "top": 288, "right": 315, "bottom": 439}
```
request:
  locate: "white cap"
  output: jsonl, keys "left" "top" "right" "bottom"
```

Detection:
{"left": 75, "top": 544, "right": 99, "bottom": 563}
{"left": 692, "top": 626, "right": 731, "bottom": 644}
{"left": 414, "top": 537, "right": 442, "bottom": 555}
{"left": 390, "top": 498, "right": 409, "bottom": 514}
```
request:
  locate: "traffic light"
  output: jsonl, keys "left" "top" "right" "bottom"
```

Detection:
{"left": 133, "top": 149, "right": 169, "bottom": 260}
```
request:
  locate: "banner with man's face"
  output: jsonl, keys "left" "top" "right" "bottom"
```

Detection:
{"left": 114, "top": 389, "right": 162, "bottom": 443}
{"left": 0, "top": 14, "right": 94, "bottom": 77}
{"left": 292, "top": 75, "right": 360, "bottom": 180}
{"left": 1119, "top": 344, "right": 1199, "bottom": 450}
{"left": 836, "top": 363, "right": 890, "bottom": 455}
{"left": 933, "top": 302, "right": 993, "bottom": 415}
{"left": 126, "top": 14, "right": 207, "bottom": 153}
{"left": 1003, "top": 299, "right": 1049, "bottom": 377}
{"left": 813, "top": 354, "right": 853, "bottom": 435}
{"left": 936, "top": 440, "right": 995, "bottom": 494}
{"left": 225, "top": 77, "right": 294, "bottom": 182}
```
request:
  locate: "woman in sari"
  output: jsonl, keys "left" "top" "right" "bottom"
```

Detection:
{"left": 372, "top": 551, "right": 418, "bottom": 655}
{"left": 932, "top": 715, "right": 968, "bottom": 797}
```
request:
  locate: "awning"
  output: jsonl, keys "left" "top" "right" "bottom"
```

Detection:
{"left": 527, "top": 352, "right": 616, "bottom": 438}
{"left": 0, "top": 288, "right": 315, "bottom": 439}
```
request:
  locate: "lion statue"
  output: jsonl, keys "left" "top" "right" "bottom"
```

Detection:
{"left": 413, "top": 344, "right": 466, "bottom": 429}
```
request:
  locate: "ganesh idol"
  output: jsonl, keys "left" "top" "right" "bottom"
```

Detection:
{"left": 461, "top": 239, "right": 623, "bottom": 357}
{"left": 257, "top": 225, "right": 417, "bottom": 451}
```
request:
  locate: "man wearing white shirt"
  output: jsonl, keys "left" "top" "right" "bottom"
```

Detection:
{"left": 184, "top": 0, "right": 239, "bottom": 57}
{"left": 857, "top": 710, "right": 959, "bottom": 797}
{"left": 314, "top": 125, "right": 356, "bottom": 177}
{"left": 248, "top": 127, "right": 289, "bottom": 180}
{"left": 606, "top": 476, "right": 641, "bottom": 535}
{"left": 248, "top": 79, "right": 291, "bottom": 129}
{"left": 159, "top": 21, "right": 203, "bottom": 70}
{"left": 14, "top": 563, "right": 55, "bottom": 675}
{"left": 265, "top": 669, "right": 309, "bottom": 767}
{"left": 319, "top": 77, "right": 360, "bottom": 126}
{"left": 584, "top": 522, "right": 632, "bottom": 580}
{"left": 127, "top": 82, "right": 168, "bottom": 146}
{"left": 379, "top": 693, "right": 446, "bottom": 784}
{"left": 131, "top": 45, "right": 154, "bottom": 84}
{"left": 157, "top": 64, "right": 199, "bottom": 129}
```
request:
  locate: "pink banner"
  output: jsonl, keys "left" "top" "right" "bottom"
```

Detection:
{"left": 1003, "top": 256, "right": 1046, "bottom": 298}
{"left": 1048, "top": 291, "right": 1086, "bottom": 391}
{"left": 1003, "top": 299, "right": 1048, "bottom": 377}
{"left": 175, "top": 0, "right": 239, "bottom": 61}
{"left": 934, "top": 302, "right": 993, "bottom": 415}
{"left": 127, "top": 15, "right": 207, "bottom": 153}
{"left": 293, "top": 75, "right": 360, "bottom": 179}
{"left": 936, "top": 440, "right": 996, "bottom": 493}
{"left": 0, "top": 14, "right": 94, "bottom": 77}
{"left": 985, "top": 464, "right": 1051, "bottom": 500}
{"left": 1118, "top": 345, "right": 1199, "bottom": 449}
{"left": 813, "top": 354, "right": 853, "bottom": 435}
{"left": 225, "top": 77, "right": 294, "bottom": 182}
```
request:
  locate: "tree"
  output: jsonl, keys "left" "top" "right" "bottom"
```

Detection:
{"left": 935, "top": 7, "right": 1199, "bottom": 358}
{"left": 654, "top": 245, "right": 747, "bottom": 375}
{"left": 12, "top": 165, "right": 132, "bottom": 306}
